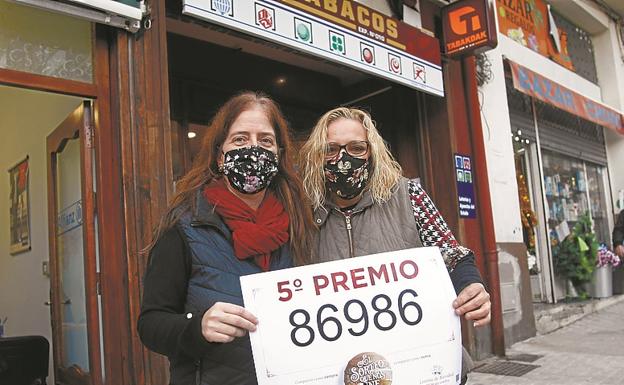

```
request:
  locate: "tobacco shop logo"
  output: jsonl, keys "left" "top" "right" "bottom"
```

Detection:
{"left": 255, "top": 3, "right": 275, "bottom": 30}
{"left": 449, "top": 6, "right": 481, "bottom": 36}
{"left": 211, "top": 0, "right": 233, "bottom": 17}
{"left": 344, "top": 352, "right": 392, "bottom": 385}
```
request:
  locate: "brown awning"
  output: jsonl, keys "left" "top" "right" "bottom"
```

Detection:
{"left": 508, "top": 60, "right": 624, "bottom": 135}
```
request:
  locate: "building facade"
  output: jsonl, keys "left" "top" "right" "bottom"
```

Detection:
{"left": 12, "top": 0, "right": 622, "bottom": 384}
{"left": 480, "top": 0, "right": 624, "bottom": 347}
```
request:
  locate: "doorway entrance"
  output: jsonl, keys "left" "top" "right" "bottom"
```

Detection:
{"left": 46, "top": 101, "right": 103, "bottom": 385}
{"left": 166, "top": 31, "right": 427, "bottom": 181}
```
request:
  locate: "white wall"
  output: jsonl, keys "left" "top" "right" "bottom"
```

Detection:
{"left": 0, "top": 85, "right": 82, "bottom": 380}
{"left": 593, "top": 19, "right": 624, "bottom": 212}
{"left": 480, "top": 46, "right": 524, "bottom": 243}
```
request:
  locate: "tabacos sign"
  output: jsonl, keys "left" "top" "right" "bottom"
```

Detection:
{"left": 280, "top": 0, "right": 440, "bottom": 63}
{"left": 442, "top": 0, "right": 498, "bottom": 57}
{"left": 183, "top": 0, "right": 444, "bottom": 95}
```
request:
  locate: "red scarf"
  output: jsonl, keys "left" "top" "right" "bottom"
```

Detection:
{"left": 203, "top": 179, "right": 289, "bottom": 271}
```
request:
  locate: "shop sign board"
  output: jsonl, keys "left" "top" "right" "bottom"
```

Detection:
{"left": 183, "top": 0, "right": 444, "bottom": 96}
{"left": 509, "top": 61, "right": 624, "bottom": 135}
{"left": 441, "top": 0, "right": 498, "bottom": 57}
{"left": 67, "top": 0, "right": 142, "bottom": 19}
{"left": 496, "top": 0, "right": 573, "bottom": 70}
{"left": 454, "top": 154, "right": 476, "bottom": 219}
{"left": 240, "top": 247, "right": 462, "bottom": 385}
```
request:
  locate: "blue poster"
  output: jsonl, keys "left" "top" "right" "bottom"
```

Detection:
{"left": 454, "top": 154, "right": 476, "bottom": 218}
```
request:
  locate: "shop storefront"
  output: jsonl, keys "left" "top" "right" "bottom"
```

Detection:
{"left": 495, "top": 0, "right": 624, "bottom": 303}
{"left": 2, "top": 0, "right": 506, "bottom": 384}
{"left": 507, "top": 74, "right": 616, "bottom": 302}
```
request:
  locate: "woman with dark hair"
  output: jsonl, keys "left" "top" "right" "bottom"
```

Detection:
{"left": 138, "top": 92, "right": 314, "bottom": 385}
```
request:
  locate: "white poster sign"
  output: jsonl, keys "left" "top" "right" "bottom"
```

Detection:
{"left": 183, "top": 0, "right": 444, "bottom": 96}
{"left": 240, "top": 247, "right": 462, "bottom": 385}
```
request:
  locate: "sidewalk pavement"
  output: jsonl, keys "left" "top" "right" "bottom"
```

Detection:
{"left": 468, "top": 297, "right": 624, "bottom": 385}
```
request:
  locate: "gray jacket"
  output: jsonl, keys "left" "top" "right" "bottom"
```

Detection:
{"left": 313, "top": 177, "right": 474, "bottom": 378}
{"left": 314, "top": 178, "right": 422, "bottom": 261}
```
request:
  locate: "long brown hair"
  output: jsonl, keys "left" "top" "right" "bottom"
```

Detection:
{"left": 148, "top": 91, "right": 314, "bottom": 266}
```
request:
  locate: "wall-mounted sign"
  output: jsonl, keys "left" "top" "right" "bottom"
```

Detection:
{"left": 496, "top": 0, "right": 573, "bottom": 70}
{"left": 57, "top": 201, "right": 84, "bottom": 235}
{"left": 509, "top": 60, "right": 624, "bottom": 135}
{"left": 183, "top": 0, "right": 444, "bottom": 96}
{"left": 454, "top": 154, "right": 476, "bottom": 219}
{"left": 442, "top": 0, "right": 498, "bottom": 57}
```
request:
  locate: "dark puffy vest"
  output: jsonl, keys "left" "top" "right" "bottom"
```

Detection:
{"left": 173, "top": 193, "right": 292, "bottom": 385}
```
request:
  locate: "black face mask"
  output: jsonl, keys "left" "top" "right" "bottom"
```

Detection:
{"left": 221, "top": 146, "right": 279, "bottom": 194}
{"left": 324, "top": 152, "right": 371, "bottom": 200}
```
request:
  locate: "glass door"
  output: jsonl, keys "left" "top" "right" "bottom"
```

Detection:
{"left": 46, "top": 101, "right": 102, "bottom": 385}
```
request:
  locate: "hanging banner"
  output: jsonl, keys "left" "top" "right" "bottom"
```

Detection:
{"left": 240, "top": 247, "right": 462, "bottom": 385}
{"left": 509, "top": 60, "right": 624, "bottom": 135}
{"left": 183, "top": 0, "right": 444, "bottom": 96}
{"left": 496, "top": 0, "right": 573, "bottom": 70}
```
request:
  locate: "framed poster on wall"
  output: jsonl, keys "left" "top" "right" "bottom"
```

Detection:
{"left": 9, "top": 156, "right": 31, "bottom": 254}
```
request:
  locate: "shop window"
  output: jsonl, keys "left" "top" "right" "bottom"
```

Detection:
{"left": 0, "top": 1, "right": 93, "bottom": 82}
{"left": 541, "top": 149, "right": 610, "bottom": 252}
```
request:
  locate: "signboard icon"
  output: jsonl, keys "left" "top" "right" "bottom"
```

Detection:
{"left": 211, "top": 0, "right": 233, "bottom": 17}
{"left": 413, "top": 63, "right": 426, "bottom": 83}
{"left": 388, "top": 53, "right": 402, "bottom": 74}
{"left": 360, "top": 42, "right": 375, "bottom": 65}
{"left": 329, "top": 31, "right": 346, "bottom": 55}
{"left": 255, "top": 4, "right": 275, "bottom": 30}
{"left": 294, "top": 18, "right": 313, "bottom": 44}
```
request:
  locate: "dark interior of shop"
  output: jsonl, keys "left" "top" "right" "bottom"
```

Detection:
{"left": 166, "top": 31, "right": 425, "bottom": 180}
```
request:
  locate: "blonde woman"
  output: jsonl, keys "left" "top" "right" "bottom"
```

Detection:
{"left": 300, "top": 107, "right": 490, "bottom": 385}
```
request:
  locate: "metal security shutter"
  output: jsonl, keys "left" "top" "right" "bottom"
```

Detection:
{"left": 507, "top": 85, "right": 537, "bottom": 141}
{"left": 535, "top": 101, "right": 607, "bottom": 166}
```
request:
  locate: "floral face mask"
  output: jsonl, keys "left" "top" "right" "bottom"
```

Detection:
{"left": 324, "top": 151, "right": 371, "bottom": 200}
{"left": 221, "top": 146, "right": 279, "bottom": 194}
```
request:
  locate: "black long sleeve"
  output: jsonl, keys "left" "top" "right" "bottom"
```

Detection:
{"left": 613, "top": 211, "right": 624, "bottom": 249}
{"left": 137, "top": 227, "right": 212, "bottom": 360}
{"left": 449, "top": 252, "right": 483, "bottom": 295}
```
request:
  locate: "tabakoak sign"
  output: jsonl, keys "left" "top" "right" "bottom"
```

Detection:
{"left": 441, "top": 0, "right": 498, "bottom": 58}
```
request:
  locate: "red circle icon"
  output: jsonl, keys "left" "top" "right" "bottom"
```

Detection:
{"left": 362, "top": 48, "right": 374, "bottom": 63}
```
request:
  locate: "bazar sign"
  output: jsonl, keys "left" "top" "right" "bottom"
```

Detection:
{"left": 510, "top": 61, "right": 624, "bottom": 135}
{"left": 441, "top": 0, "right": 497, "bottom": 57}
{"left": 183, "top": 0, "right": 444, "bottom": 96}
{"left": 496, "top": 0, "right": 574, "bottom": 70}
{"left": 240, "top": 247, "right": 462, "bottom": 385}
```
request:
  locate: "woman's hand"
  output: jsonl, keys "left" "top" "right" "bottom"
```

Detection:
{"left": 453, "top": 283, "right": 491, "bottom": 327}
{"left": 201, "top": 302, "right": 259, "bottom": 343}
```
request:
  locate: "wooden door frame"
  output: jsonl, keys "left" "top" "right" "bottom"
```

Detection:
{"left": 46, "top": 101, "right": 103, "bottom": 385}
{"left": 1, "top": 21, "right": 135, "bottom": 384}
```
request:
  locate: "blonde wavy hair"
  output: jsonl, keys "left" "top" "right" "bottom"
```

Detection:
{"left": 300, "top": 107, "right": 403, "bottom": 209}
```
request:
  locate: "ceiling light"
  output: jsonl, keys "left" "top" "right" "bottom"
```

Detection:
{"left": 187, "top": 131, "right": 197, "bottom": 139}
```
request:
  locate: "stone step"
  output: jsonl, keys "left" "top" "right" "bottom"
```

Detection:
{"left": 533, "top": 294, "right": 624, "bottom": 334}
